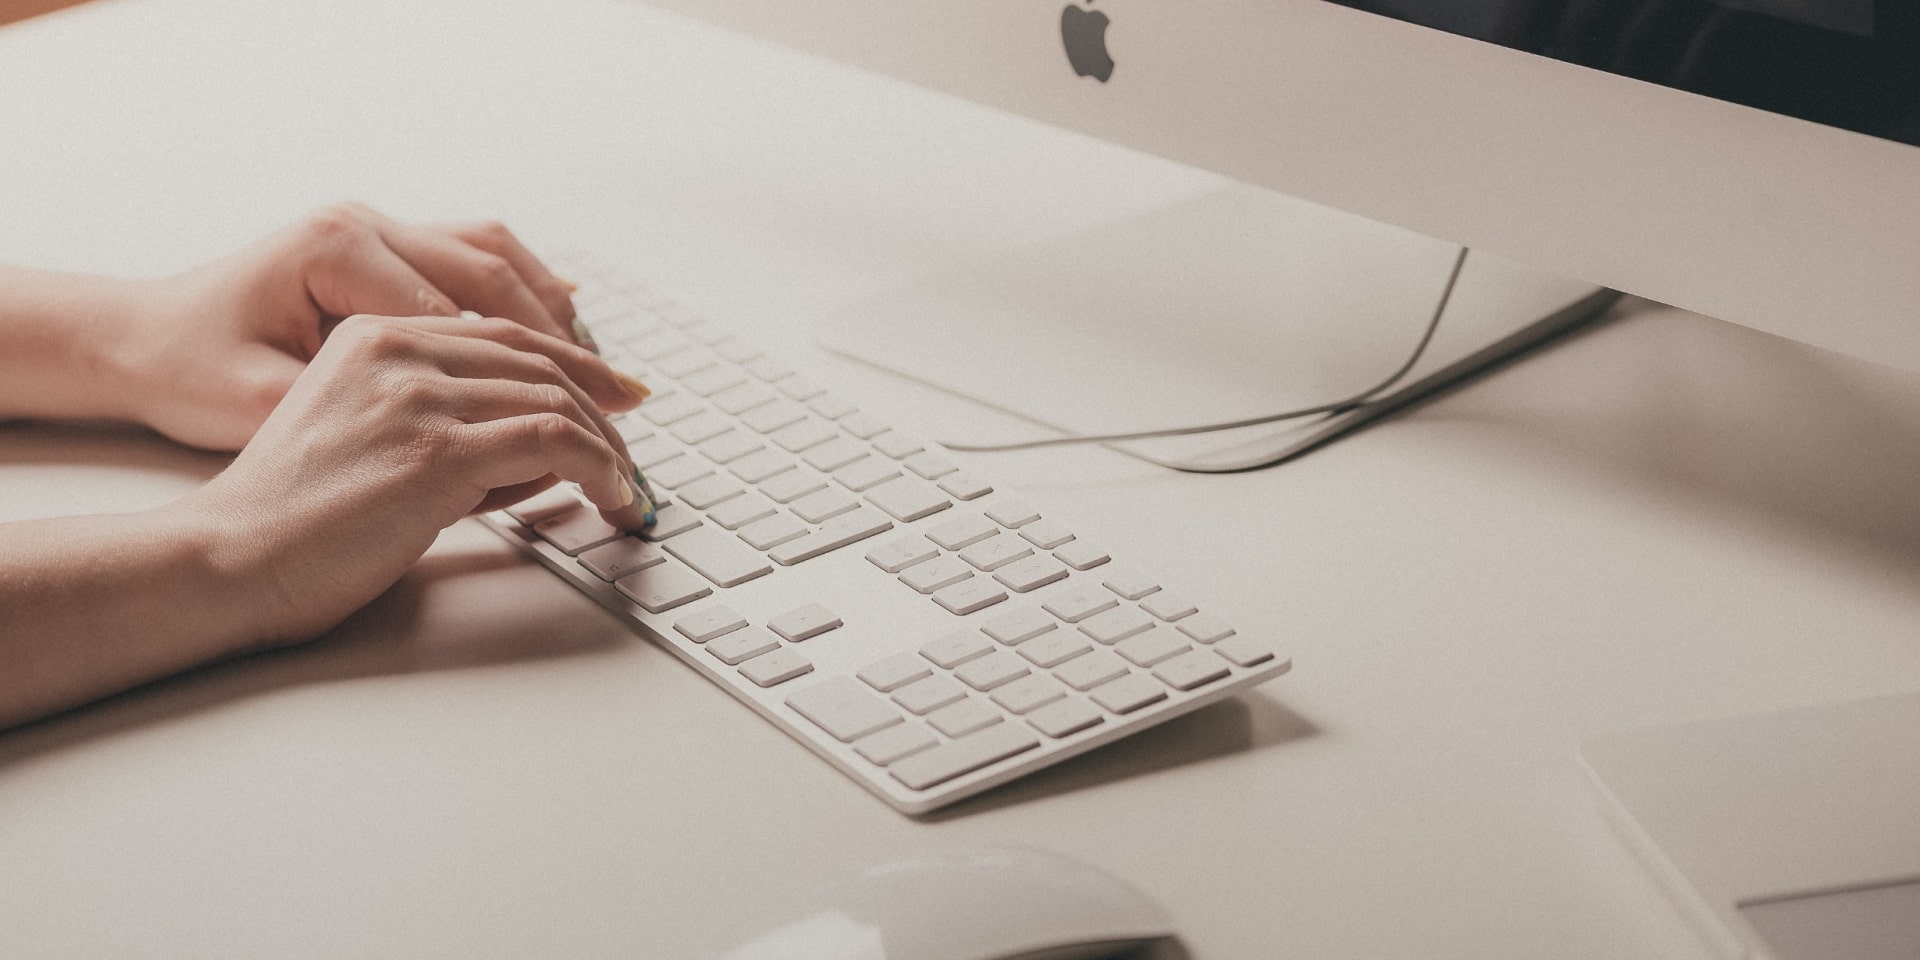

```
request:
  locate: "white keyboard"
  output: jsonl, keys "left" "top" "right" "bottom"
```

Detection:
{"left": 478, "top": 253, "right": 1292, "bottom": 814}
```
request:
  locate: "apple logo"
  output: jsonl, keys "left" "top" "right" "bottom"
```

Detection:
{"left": 1060, "top": 2, "right": 1114, "bottom": 83}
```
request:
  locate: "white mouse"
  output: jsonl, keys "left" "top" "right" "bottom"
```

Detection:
{"left": 715, "top": 846, "right": 1182, "bottom": 960}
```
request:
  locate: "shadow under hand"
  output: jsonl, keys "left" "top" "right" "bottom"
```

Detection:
{"left": 922, "top": 691, "right": 1317, "bottom": 822}
{"left": 0, "top": 541, "right": 628, "bottom": 770}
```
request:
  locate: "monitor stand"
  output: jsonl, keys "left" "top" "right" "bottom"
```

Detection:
{"left": 812, "top": 183, "right": 1619, "bottom": 472}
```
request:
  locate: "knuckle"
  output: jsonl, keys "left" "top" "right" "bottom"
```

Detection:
{"left": 531, "top": 382, "right": 572, "bottom": 415}
{"left": 302, "top": 203, "right": 369, "bottom": 244}
{"left": 472, "top": 219, "right": 514, "bottom": 247}
{"left": 469, "top": 253, "right": 519, "bottom": 291}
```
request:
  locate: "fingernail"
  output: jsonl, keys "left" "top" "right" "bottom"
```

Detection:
{"left": 571, "top": 317, "right": 600, "bottom": 354}
{"left": 616, "top": 468, "right": 636, "bottom": 507}
{"left": 614, "top": 371, "right": 652, "bottom": 403}
{"left": 557, "top": 275, "right": 581, "bottom": 294}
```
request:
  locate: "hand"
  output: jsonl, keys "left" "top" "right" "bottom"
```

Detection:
{"left": 105, "top": 203, "right": 621, "bottom": 451}
{"left": 176, "top": 313, "right": 652, "bottom": 644}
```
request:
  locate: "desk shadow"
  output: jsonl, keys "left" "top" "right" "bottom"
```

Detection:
{"left": 920, "top": 691, "right": 1317, "bottom": 822}
{"left": 0, "top": 546, "right": 626, "bottom": 771}
{"left": 1419, "top": 298, "right": 1920, "bottom": 578}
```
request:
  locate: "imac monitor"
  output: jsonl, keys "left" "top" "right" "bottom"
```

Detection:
{"left": 634, "top": 0, "right": 1920, "bottom": 469}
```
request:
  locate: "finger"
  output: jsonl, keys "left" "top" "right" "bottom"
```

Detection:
{"left": 472, "top": 476, "right": 563, "bottom": 516}
{"left": 433, "top": 220, "right": 580, "bottom": 339}
{"left": 304, "top": 224, "right": 461, "bottom": 321}
{"left": 454, "top": 415, "right": 649, "bottom": 530}
{"left": 400, "top": 314, "right": 648, "bottom": 413}
{"left": 362, "top": 216, "right": 570, "bottom": 344}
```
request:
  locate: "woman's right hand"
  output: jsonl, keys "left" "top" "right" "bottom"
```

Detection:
{"left": 177, "top": 313, "right": 652, "bottom": 647}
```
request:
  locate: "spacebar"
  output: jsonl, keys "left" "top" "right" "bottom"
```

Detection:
{"left": 889, "top": 724, "right": 1040, "bottom": 791}
{"left": 664, "top": 527, "right": 775, "bottom": 587}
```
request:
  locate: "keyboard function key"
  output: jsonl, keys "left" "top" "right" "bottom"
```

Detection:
{"left": 933, "top": 578, "right": 1009, "bottom": 616}
{"left": 927, "top": 697, "right": 1003, "bottom": 738}
{"left": 853, "top": 721, "right": 938, "bottom": 766}
{"left": 983, "top": 607, "right": 1058, "bottom": 646}
{"left": 859, "top": 652, "right": 934, "bottom": 693}
{"left": 1152, "top": 649, "right": 1233, "bottom": 691}
{"left": 866, "top": 534, "right": 940, "bottom": 574}
{"left": 937, "top": 473, "right": 993, "bottom": 501}
{"left": 614, "top": 563, "right": 712, "bottom": 613}
{"left": 664, "top": 526, "right": 775, "bottom": 587}
{"left": 1089, "top": 673, "right": 1170, "bottom": 714}
{"left": 672, "top": 605, "right": 748, "bottom": 643}
{"left": 985, "top": 500, "right": 1040, "bottom": 528}
{"left": 738, "top": 647, "right": 814, "bottom": 687}
{"left": 786, "top": 677, "right": 904, "bottom": 743}
{"left": 1115, "top": 628, "right": 1192, "bottom": 667}
{"left": 768, "top": 603, "right": 843, "bottom": 642}
{"left": 892, "top": 674, "right": 967, "bottom": 715}
{"left": 1043, "top": 586, "right": 1120, "bottom": 623}
{"left": 953, "top": 652, "right": 1030, "bottom": 691}
{"left": 889, "top": 724, "right": 1040, "bottom": 791}
{"left": 927, "top": 512, "right": 1000, "bottom": 551}
{"left": 1027, "top": 697, "right": 1104, "bottom": 738}
{"left": 1101, "top": 568, "right": 1161, "bottom": 601}
{"left": 989, "top": 673, "right": 1066, "bottom": 715}
{"left": 867, "top": 476, "right": 953, "bottom": 523}
{"left": 577, "top": 537, "right": 667, "bottom": 582}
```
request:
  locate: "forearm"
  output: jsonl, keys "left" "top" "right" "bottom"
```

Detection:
{"left": 0, "top": 265, "right": 145, "bottom": 423}
{"left": 0, "top": 504, "right": 266, "bottom": 729}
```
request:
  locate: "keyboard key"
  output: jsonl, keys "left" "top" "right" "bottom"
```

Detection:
{"left": 1141, "top": 592, "right": 1198, "bottom": 621}
{"left": 776, "top": 374, "right": 826, "bottom": 401}
{"left": 627, "top": 434, "right": 685, "bottom": 469}
{"left": 768, "top": 603, "right": 843, "bottom": 642}
{"left": 698, "top": 433, "right": 764, "bottom": 466}
{"left": 760, "top": 468, "right": 828, "bottom": 504}
{"left": 669, "top": 410, "right": 732, "bottom": 445}
{"left": 615, "top": 415, "right": 656, "bottom": 444}
{"left": 872, "top": 431, "right": 925, "bottom": 459}
{"left": 614, "top": 563, "right": 712, "bottom": 613}
{"left": 866, "top": 534, "right": 940, "bottom": 573}
{"left": 533, "top": 510, "right": 623, "bottom": 556}
{"left": 1089, "top": 673, "right": 1169, "bottom": 714}
{"left": 637, "top": 393, "right": 703, "bottom": 425}
{"left": 1017, "top": 519, "right": 1075, "bottom": 550}
{"left": 989, "top": 674, "right": 1065, "bottom": 715}
{"left": 903, "top": 451, "right": 958, "bottom": 479}
{"left": 664, "top": 526, "right": 775, "bottom": 587}
{"left": 739, "top": 512, "right": 809, "bottom": 550}
{"left": 1017, "top": 631, "right": 1092, "bottom": 668}
{"left": 729, "top": 448, "right": 794, "bottom": 484}
{"left": 673, "top": 605, "right": 747, "bottom": 643}
{"left": 639, "top": 502, "right": 702, "bottom": 541}
{"left": 927, "top": 512, "right": 999, "bottom": 551}
{"left": 802, "top": 437, "right": 868, "bottom": 473}
{"left": 1152, "top": 649, "right": 1232, "bottom": 691}
{"left": 1053, "top": 651, "right": 1130, "bottom": 691}
{"left": 714, "top": 338, "right": 763, "bottom": 364}
{"left": 629, "top": 331, "right": 691, "bottom": 361}
{"left": 807, "top": 393, "right": 858, "bottom": 420}
{"left": 744, "top": 356, "right": 793, "bottom": 382}
{"left": 985, "top": 500, "right": 1040, "bottom": 528}
{"left": 1115, "top": 628, "right": 1191, "bottom": 667}
{"left": 928, "top": 698, "right": 1002, "bottom": 738}
{"left": 1214, "top": 635, "right": 1281, "bottom": 668}
{"left": 738, "top": 647, "right": 813, "bottom": 687}
{"left": 854, "top": 721, "right": 938, "bottom": 766}
{"left": 890, "top": 724, "right": 1040, "bottom": 791}
{"left": 1053, "top": 540, "right": 1111, "bottom": 571}
{"left": 983, "top": 607, "right": 1057, "bottom": 646}
{"left": 898, "top": 554, "right": 972, "bottom": 594}
{"left": 681, "top": 365, "right": 746, "bottom": 397}
{"left": 858, "top": 652, "right": 933, "bottom": 693}
{"left": 708, "top": 492, "right": 778, "bottom": 530}
{"left": 676, "top": 474, "right": 745, "bottom": 510}
{"left": 770, "top": 418, "right": 837, "bottom": 453}
{"left": 932, "top": 578, "right": 1008, "bottom": 615}
{"left": 741, "top": 400, "right": 807, "bottom": 434}
{"left": 993, "top": 554, "right": 1069, "bottom": 594}
{"left": 711, "top": 381, "right": 776, "bottom": 416}
{"left": 1176, "top": 613, "right": 1236, "bottom": 644}
{"left": 1043, "top": 586, "right": 1119, "bottom": 623}
{"left": 1078, "top": 605, "right": 1155, "bottom": 644}
{"left": 920, "top": 630, "right": 994, "bottom": 669}
{"left": 937, "top": 473, "right": 993, "bottom": 501}
{"left": 892, "top": 674, "right": 967, "bottom": 715}
{"left": 1027, "top": 697, "right": 1104, "bottom": 738}
{"left": 959, "top": 534, "right": 1033, "bottom": 572}
{"left": 505, "top": 485, "right": 582, "bottom": 524}
{"left": 786, "top": 677, "right": 903, "bottom": 743}
{"left": 791, "top": 487, "right": 859, "bottom": 523}
{"left": 655, "top": 348, "right": 715, "bottom": 379}
{"left": 768, "top": 508, "right": 892, "bottom": 565}
{"left": 953, "top": 652, "right": 1029, "bottom": 691}
{"left": 839, "top": 412, "right": 889, "bottom": 440}
{"left": 648, "top": 455, "right": 714, "bottom": 490}
{"left": 832, "top": 457, "right": 901, "bottom": 492}
{"left": 577, "top": 537, "right": 667, "bottom": 582}
{"left": 1101, "top": 568, "right": 1160, "bottom": 601}
{"left": 866, "top": 476, "right": 952, "bottom": 523}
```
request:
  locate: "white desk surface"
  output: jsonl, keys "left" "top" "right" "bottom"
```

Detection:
{"left": 3, "top": 0, "right": 1919, "bottom": 957}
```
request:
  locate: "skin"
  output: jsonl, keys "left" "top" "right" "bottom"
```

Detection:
{"left": 0, "top": 205, "right": 652, "bottom": 730}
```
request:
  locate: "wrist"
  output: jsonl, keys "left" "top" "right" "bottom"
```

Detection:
{"left": 149, "top": 493, "right": 298, "bottom": 656}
